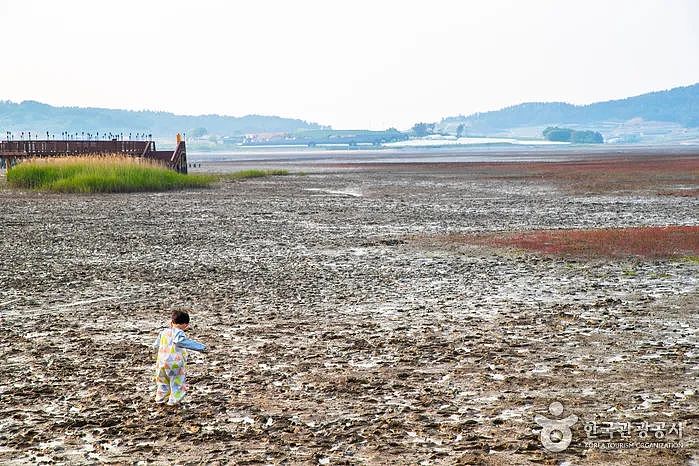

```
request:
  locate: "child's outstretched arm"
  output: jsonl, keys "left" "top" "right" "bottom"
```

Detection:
{"left": 152, "top": 333, "right": 161, "bottom": 349}
{"left": 173, "top": 331, "right": 207, "bottom": 352}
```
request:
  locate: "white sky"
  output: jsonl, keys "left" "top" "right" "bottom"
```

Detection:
{"left": 1, "top": 0, "right": 698, "bottom": 130}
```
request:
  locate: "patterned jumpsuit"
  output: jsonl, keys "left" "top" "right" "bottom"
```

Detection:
{"left": 153, "top": 327, "right": 206, "bottom": 405}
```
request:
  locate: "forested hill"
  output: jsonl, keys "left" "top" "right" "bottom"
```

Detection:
{"left": 0, "top": 100, "right": 325, "bottom": 136}
{"left": 442, "top": 83, "right": 699, "bottom": 132}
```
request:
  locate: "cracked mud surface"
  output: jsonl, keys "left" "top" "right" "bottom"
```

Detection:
{"left": 0, "top": 155, "right": 697, "bottom": 464}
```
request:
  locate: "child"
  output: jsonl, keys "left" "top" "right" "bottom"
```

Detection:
{"left": 153, "top": 310, "right": 207, "bottom": 405}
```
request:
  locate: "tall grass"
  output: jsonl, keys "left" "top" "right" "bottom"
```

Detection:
{"left": 7, "top": 156, "right": 213, "bottom": 193}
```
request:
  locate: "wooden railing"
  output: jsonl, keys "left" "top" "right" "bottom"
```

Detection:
{"left": 171, "top": 141, "right": 187, "bottom": 173}
{"left": 0, "top": 140, "right": 151, "bottom": 157}
{"left": 0, "top": 139, "right": 186, "bottom": 173}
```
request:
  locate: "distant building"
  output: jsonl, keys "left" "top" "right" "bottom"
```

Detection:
{"left": 243, "top": 132, "right": 289, "bottom": 143}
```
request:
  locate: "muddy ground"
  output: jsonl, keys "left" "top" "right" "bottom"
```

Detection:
{"left": 0, "top": 154, "right": 698, "bottom": 465}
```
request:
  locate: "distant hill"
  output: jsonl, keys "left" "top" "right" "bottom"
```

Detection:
{"left": 0, "top": 100, "right": 326, "bottom": 137}
{"left": 441, "top": 83, "right": 699, "bottom": 134}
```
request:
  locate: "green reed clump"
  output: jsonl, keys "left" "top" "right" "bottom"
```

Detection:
{"left": 7, "top": 156, "right": 213, "bottom": 193}
{"left": 222, "top": 169, "right": 289, "bottom": 180}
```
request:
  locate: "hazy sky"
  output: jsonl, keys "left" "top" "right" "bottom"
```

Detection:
{"left": 1, "top": 0, "right": 698, "bottom": 130}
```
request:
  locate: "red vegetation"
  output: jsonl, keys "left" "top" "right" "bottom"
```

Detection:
{"left": 657, "top": 188, "right": 699, "bottom": 198}
{"left": 460, "top": 156, "right": 699, "bottom": 196}
{"left": 334, "top": 154, "right": 699, "bottom": 196}
{"left": 508, "top": 157, "right": 699, "bottom": 195}
{"left": 446, "top": 226, "right": 699, "bottom": 259}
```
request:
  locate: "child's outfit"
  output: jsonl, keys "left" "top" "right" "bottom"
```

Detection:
{"left": 153, "top": 327, "right": 206, "bottom": 405}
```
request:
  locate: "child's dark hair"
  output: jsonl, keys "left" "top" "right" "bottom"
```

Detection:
{"left": 172, "top": 310, "right": 190, "bottom": 325}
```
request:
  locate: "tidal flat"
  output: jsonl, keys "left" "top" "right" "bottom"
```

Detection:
{"left": 0, "top": 152, "right": 697, "bottom": 464}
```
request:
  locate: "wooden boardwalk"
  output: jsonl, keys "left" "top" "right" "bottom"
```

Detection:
{"left": 0, "top": 139, "right": 187, "bottom": 173}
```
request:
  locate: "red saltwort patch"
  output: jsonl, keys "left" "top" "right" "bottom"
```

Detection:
{"left": 444, "top": 226, "right": 699, "bottom": 259}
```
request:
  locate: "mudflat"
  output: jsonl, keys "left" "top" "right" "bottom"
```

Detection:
{"left": 1, "top": 152, "right": 697, "bottom": 464}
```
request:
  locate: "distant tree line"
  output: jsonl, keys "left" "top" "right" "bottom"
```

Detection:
{"left": 441, "top": 82, "right": 699, "bottom": 132}
{"left": 0, "top": 100, "right": 326, "bottom": 137}
{"left": 411, "top": 122, "right": 436, "bottom": 137}
{"left": 543, "top": 127, "right": 603, "bottom": 143}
